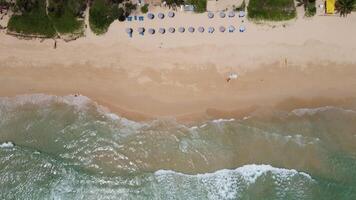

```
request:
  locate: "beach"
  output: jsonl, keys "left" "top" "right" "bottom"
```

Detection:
{"left": 1, "top": 6, "right": 356, "bottom": 199}
{"left": 1, "top": 10, "right": 356, "bottom": 123}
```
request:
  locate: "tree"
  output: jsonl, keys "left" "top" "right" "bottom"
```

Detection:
{"left": 296, "top": 0, "right": 316, "bottom": 17}
{"left": 336, "top": 0, "right": 355, "bottom": 17}
{"left": 140, "top": 3, "right": 148, "bottom": 14}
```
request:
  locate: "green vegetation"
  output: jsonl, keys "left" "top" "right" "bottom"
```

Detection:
{"left": 247, "top": 0, "right": 296, "bottom": 21}
{"left": 297, "top": 0, "right": 316, "bottom": 17}
{"left": 140, "top": 3, "right": 148, "bottom": 13}
{"left": 48, "top": 0, "right": 86, "bottom": 34}
{"left": 233, "top": 0, "right": 246, "bottom": 11}
{"left": 8, "top": 0, "right": 56, "bottom": 37}
{"left": 336, "top": 0, "right": 355, "bottom": 16}
{"left": 165, "top": 0, "right": 184, "bottom": 7}
{"left": 187, "top": 0, "right": 207, "bottom": 13}
{"left": 0, "top": 0, "right": 10, "bottom": 7}
{"left": 89, "top": 0, "right": 136, "bottom": 35}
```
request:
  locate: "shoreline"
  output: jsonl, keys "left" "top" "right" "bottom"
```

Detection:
{"left": 1, "top": 12, "right": 356, "bottom": 123}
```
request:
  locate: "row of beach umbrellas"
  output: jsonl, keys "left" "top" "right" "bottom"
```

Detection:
{"left": 145, "top": 11, "right": 245, "bottom": 20}
{"left": 208, "top": 11, "right": 245, "bottom": 18}
{"left": 147, "top": 11, "right": 175, "bottom": 20}
{"left": 126, "top": 25, "right": 245, "bottom": 36}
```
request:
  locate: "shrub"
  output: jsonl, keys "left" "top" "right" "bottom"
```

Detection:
{"left": 140, "top": 3, "right": 148, "bottom": 13}
{"left": 8, "top": 0, "right": 56, "bottom": 37}
{"left": 187, "top": 0, "right": 207, "bottom": 13}
{"left": 89, "top": 0, "right": 115, "bottom": 34}
{"left": 305, "top": 2, "right": 316, "bottom": 17}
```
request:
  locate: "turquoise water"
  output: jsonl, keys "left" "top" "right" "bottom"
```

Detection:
{"left": 0, "top": 94, "right": 356, "bottom": 199}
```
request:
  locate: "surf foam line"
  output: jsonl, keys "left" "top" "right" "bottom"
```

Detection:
{"left": 154, "top": 164, "right": 313, "bottom": 185}
{"left": 291, "top": 106, "right": 356, "bottom": 117}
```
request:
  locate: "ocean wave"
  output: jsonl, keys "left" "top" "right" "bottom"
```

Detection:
{"left": 291, "top": 106, "right": 356, "bottom": 117}
{"left": 155, "top": 164, "right": 312, "bottom": 183}
{"left": 154, "top": 164, "right": 313, "bottom": 199}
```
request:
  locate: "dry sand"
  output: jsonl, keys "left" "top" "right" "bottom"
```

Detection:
{"left": 1, "top": 9, "right": 356, "bottom": 123}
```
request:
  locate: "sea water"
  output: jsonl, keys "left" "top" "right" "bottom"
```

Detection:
{"left": 0, "top": 94, "right": 356, "bottom": 200}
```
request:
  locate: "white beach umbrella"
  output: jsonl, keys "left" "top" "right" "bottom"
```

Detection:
{"left": 228, "top": 11, "right": 235, "bottom": 17}
{"left": 137, "top": 27, "right": 145, "bottom": 35}
{"left": 208, "top": 12, "right": 214, "bottom": 18}
{"left": 220, "top": 12, "right": 226, "bottom": 18}
{"left": 126, "top": 28, "right": 133, "bottom": 37}
{"left": 158, "top": 13, "right": 165, "bottom": 19}
{"left": 148, "top": 28, "right": 155, "bottom": 34}
{"left": 168, "top": 11, "right": 175, "bottom": 18}
{"left": 169, "top": 27, "right": 175, "bottom": 33}
{"left": 239, "top": 25, "right": 246, "bottom": 32}
{"left": 198, "top": 26, "right": 204, "bottom": 33}
{"left": 147, "top": 13, "right": 155, "bottom": 19}
{"left": 219, "top": 26, "right": 226, "bottom": 32}
{"left": 188, "top": 27, "right": 195, "bottom": 33}
{"left": 126, "top": 28, "right": 133, "bottom": 34}
{"left": 178, "top": 27, "right": 185, "bottom": 33}
{"left": 239, "top": 11, "right": 245, "bottom": 17}
{"left": 228, "top": 25, "right": 235, "bottom": 32}
{"left": 159, "top": 28, "right": 166, "bottom": 34}
{"left": 208, "top": 27, "right": 214, "bottom": 33}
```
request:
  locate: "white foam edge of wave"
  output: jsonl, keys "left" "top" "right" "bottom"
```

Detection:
{"left": 0, "top": 141, "right": 15, "bottom": 148}
{"left": 155, "top": 164, "right": 312, "bottom": 184}
{"left": 189, "top": 118, "right": 235, "bottom": 130}
{"left": 291, "top": 106, "right": 356, "bottom": 117}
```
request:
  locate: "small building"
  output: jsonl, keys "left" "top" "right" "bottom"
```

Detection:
{"left": 326, "top": 0, "right": 335, "bottom": 14}
{"left": 181, "top": 4, "right": 195, "bottom": 12}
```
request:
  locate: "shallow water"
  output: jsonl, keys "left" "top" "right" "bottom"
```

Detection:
{"left": 0, "top": 94, "right": 356, "bottom": 199}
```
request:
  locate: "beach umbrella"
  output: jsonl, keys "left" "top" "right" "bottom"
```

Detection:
{"left": 208, "top": 27, "right": 214, "bottom": 33}
{"left": 168, "top": 11, "right": 175, "bottom": 18}
{"left": 147, "top": 13, "right": 154, "bottom": 19}
{"left": 198, "top": 26, "right": 204, "bottom": 33}
{"left": 126, "top": 28, "right": 133, "bottom": 37}
{"left": 228, "top": 11, "right": 235, "bottom": 17}
{"left": 239, "top": 11, "right": 245, "bottom": 17}
{"left": 188, "top": 27, "right": 195, "bottom": 33}
{"left": 137, "top": 27, "right": 145, "bottom": 35}
{"left": 126, "top": 28, "right": 133, "bottom": 34}
{"left": 239, "top": 25, "right": 246, "bottom": 32}
{"left": 169, "top": 27, "right": 175, "bottom": 33}
{"left": 158, "top": 13, "right": 165, "bottom": 19}
{"left": 148, "top": 28, "right": 155, "bottom": 34}
{"left": 220, "top": 12, "right": 226, "bottom": 18}
{"left": 178, "top": 27, "right": 185, "bottom": 33}
{"left": 208, "top": 12, "right": 214, "bottom": 18}
{"left": 228, "top": 25, "right": 235, "bottom": 32}
{"left": 219, "top": 26, "right": 226, "bottom": 33}
{"left": 159, "top": 28, "right": 166, "bottom": 34}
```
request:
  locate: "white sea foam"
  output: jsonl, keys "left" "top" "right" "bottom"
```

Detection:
{"left": 0, "top": 141, "right": 14, "bottom": 148}
{"left": 155, "top": 164, "right": 312, "bottom": 184}
{"left": 212, "top": 118, "right": 235, "bottom": 123}
{"left": 292, "top": 106, "right": 356, "bottom": 117}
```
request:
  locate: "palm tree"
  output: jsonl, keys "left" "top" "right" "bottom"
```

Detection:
{"left": 336, "top": 0, "right": 355, "bottom": 17}
{"left": 296, "top": 0, "right": 309, "bottom": 10}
